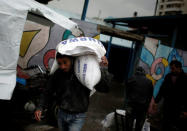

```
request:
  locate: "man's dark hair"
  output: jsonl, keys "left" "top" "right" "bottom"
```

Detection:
{"left": 170, "top": 60, "right": 182, "bottom": 68}
{"left": 35, "top": 0, "right": 53, "bottom": 4}
{"left": 56, "top": 52, "right": 64, "bottom": 59}
{"left": 56, "top": 52, "right": 74, "bottom": 60}
{"left": 135, "top": 66, "right": 145, "bottom": 75}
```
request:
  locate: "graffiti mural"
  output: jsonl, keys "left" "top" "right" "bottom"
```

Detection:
{"left": 138, "top": 37, "right": 187, "bottom": 98}
{"left": 17, "top": 14, "right": 100, "bottom": 79}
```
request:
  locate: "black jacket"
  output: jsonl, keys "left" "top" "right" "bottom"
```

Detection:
{"left": 38, "top": 68, "right": 108, "bottom": 113}
{"left": 155, "top": 71, "right": 187, "bottom": 112}
{"left": 125, "top": 72, "right": 153, "bottom": 109}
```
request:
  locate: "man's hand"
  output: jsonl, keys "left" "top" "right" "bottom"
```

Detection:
{"left": 34, "top": 110, "right": 42, "bottom": 121}
{"left": 100, "top": 56, "right": 108, "bottom": 67}
{"left": 180, "top": 112, "right": 187, "bottom": 119}
{"left": 152, "top": 103, "right": 158, "bottom": 111}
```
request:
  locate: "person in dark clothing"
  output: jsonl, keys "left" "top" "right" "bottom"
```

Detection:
{"left": 124, "top": 67, "right": 153, "bottom": 131}
{"left": 154, "top": 60, "right": 187, "bottom": 131}
{"left": 34, "top": 53, "right": 108, "bottom": 131}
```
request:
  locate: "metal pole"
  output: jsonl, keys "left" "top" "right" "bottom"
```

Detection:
{"left": 106, "top": 24, "right": 115, "bottom": 58}
{"left": 106, "top": 37, "right": 112, "bottom": 58}
{"left": 171, "top": 26, "right": 178, "bottom": 48}
{"left": 81, "top": 0, "right": 89, "bottom": 20}
{"left": 128, "top": 42, "right": 136, "bottom": 78}
{"left": 125, "top": 43, "right": 133, "bottom": 80}
{"left": 154, "top": 0, "right": 158, "bottom": 16}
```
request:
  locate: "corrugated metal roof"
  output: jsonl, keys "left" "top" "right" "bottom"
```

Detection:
{"left": 104, "top": 14, "right": 187, "bottom": 28}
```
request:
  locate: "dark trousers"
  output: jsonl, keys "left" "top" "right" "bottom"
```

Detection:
{"left": 162, "top": 109, "right": 187, "bottom": 131}
{"left": 125, "top": 106, "right": 147, "bottom": 131}
{"left": 162, "top": 112, "right": 177, "bottom": 131}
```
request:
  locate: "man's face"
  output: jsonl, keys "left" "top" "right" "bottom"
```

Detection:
{"left": 57, "top": 57, "right": 72, "bottom": 72}
{"left": 170, "top": 65, "right": 181, "bottom": 75}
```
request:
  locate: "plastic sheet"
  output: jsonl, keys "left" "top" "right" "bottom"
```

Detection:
{"left": 0, "top": 0, "right": 81, "bottom": 100}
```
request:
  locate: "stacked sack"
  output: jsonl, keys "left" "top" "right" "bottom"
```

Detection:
{"left": 50, "top": 37, "right": 106, "bottom": 92}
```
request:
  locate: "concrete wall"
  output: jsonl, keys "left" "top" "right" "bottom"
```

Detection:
{"left": 138, "top": 37, "right": 187, "bottom": 97}
{"left": 156, "top": 0, "right": 187, "bottom": 16}
{"left": 17, "top": 13, "right": 99, "bottom": 79}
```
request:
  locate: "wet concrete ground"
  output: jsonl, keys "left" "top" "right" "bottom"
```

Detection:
{"left": 82, "top": 80, "right": 125, "bottom": 131}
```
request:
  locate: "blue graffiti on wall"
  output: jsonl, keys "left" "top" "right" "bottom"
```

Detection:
{"left": 140, "top": 45, "right": 187, "bottom": 98}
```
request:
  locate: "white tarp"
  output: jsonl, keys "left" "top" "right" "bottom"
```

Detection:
{"left": 0, "top": 0, "right": 81, "bottom": 100}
